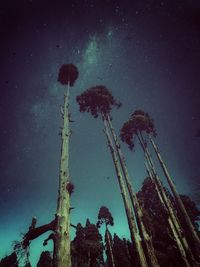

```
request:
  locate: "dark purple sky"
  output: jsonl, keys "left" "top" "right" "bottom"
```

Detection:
{"left": 0, "top": 0, "right": 200, "bottom": 265}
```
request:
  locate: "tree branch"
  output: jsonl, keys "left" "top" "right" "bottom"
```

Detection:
{"left": 22, "top": 219, "right": 56, "bottom": 248}
{"left": 43, "top": 233, "right": 55, "bottom": 246}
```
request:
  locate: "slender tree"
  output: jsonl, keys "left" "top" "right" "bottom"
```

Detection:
{"left": 2, "top": 65, "right": 78, "bottom": 267}
{"left": 107, "top": 116, "right": 160, "bottom": 267}
{"left": 76, "top": 86, "right": 148, "bottom": 267}
{"left": 149, "top": 135, "right": 200, "bottom": 257}
{"left": 54, "top": 64, "right": 78, "bottom": 267}
{"left": 72, "top": 220, "right": 104, "bottom": 267}
{"left": 97, "top": 206, "right": 115, "bottom": 267}
{"left": 120, "top": 109, "right": 199, "bottom": 266}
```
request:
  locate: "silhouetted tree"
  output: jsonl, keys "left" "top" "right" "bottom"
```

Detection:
{"left": 112, "top": 234, "right": 132, "bottom": 267}
{"left": 37, "top": 251, "right": 52, "bottom": 267}
{"left": 138, "top": 177, "right": 200, "bottom": 267}
{"left": 71, "top": 223, "right": 87, "bottom": 267}
{"left": 149, "top": 136, "right": 200, "bottom": 259}
{"left": 77, "top": 86, "right": 148, "bottom": 267}
{"left": 97, "top": 206, "right": 115, "bottom": 267}
{"left": 72, "top": 220, "right": 104, "bottom": 267}
{"left": 137, "top": 178, "right": 181, "bottom": 266}
{"left": 85, "top": 219, "right": 104, "bottom": 267}
{"left": 0, "top": 253, "right": 18, "bottom": 267}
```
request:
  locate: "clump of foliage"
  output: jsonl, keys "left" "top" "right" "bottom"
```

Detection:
{"left": 57, "top": 64, "right": 79, "bottom": 86}
{"left": 112, "top": 234, "right": 132, "bottom": 267}
{"left": 120, "top": 109, "right": 156, "bottom": 149}
{"left": 71, "top": 219, "right": 104, "bottom": 266}
{"left": 137, "top": 177, "right": 200, "bottom": 266}
{"left": 76, "top": 85, "right": 121, "bottom": 118}
{"left": 97, "top": 206, "right": 114, "bottom": 228}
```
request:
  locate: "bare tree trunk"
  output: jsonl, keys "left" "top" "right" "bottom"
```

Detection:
{"left": 137, "top": 133, "right": 197, "bottom": 267}
{"left": 106, "top": 116, "right": 160, "bottom": 267}
{"left": 149, "top": 135, "right": 200, "bottom": 258}
{"left": 102, "top": 117, "right": 148, "bottom": 267}
{"left": 105, "top": 226, "right": 115, "bottom": 267}
{"left": 54, "top": 83, "right": 71, "bottom": 267}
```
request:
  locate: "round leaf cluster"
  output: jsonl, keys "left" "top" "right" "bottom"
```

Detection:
{"left": 76, "top": 85, "right": 121, "bottom": 118}
{"left": 58, "top": 64, "right": 79, "bottom": 86}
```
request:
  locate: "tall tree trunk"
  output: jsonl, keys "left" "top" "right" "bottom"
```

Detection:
{"left": 149, "top": 135, "right": 200, "bottom": 258}
{"left": 54, "top": 83, "right": 71, "bottom": 267}
{"left": 107, "top": 116, "right": 160, "bottom": 267}
{"left": 137, "top": 133, "right": 197, "bottom": 267}
{"left": 102, "top": 116, "right": 148, "bottom": 267}
{"left": 105, "top": 226, "right": 115, "bottom": 267}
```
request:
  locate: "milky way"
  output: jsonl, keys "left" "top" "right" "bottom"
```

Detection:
{"left": 0, "top": 1, "right": 200, "bottom": 265}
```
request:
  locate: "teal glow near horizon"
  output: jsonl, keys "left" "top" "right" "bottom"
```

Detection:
{"left": 1, "top": 1, "right": 200, "bottom": 266}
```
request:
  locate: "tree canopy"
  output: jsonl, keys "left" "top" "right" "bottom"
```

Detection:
{"left": 120, "top": 109, "right": 156, "bottom": 149}
{"left": 76, "top": 85, "right": 121, "bottom": 118}
{"left": 96, "top": 206, "right": 114, "bottom": 228}
{"left": 57, "top": 64, "right": 79, "bottom": 86}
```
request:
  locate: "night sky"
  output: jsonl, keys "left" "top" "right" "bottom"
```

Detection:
{"left": 0, "top": 0, "right": 200, "bottom": 265}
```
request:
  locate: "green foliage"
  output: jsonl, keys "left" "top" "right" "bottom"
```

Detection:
{"left": 76, "top": 85, "right": 121, "bottom": 118}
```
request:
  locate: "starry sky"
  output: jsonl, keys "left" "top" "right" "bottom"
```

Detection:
{"left": 0, "top": 0, "right": 200, "bottom": 265}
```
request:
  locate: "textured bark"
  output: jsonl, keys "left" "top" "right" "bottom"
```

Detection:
{"left": 149, "top": 135, "right": 200, "bottom": 258}
{"left": 103, "top": 117, "right": 148, "bottom": 267}
{"left": 54, "top": 84, "right": 71, "bottom": 267}
{"left": 107, "top": 116, "right": 160, "bottom": 267}
{"left": 106, "top": 227, "right": 115, "bottom": 267}
{"left": 138, "top": 133, "right": 196, "bottom": 267}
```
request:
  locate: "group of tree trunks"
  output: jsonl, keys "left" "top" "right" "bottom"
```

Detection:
{"left": 1, "top": 66, "right": 199, "bottom": 267}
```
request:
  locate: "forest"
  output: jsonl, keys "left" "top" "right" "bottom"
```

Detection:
{"left": 1, "top": 64, "right": 199, "bottom": 267}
